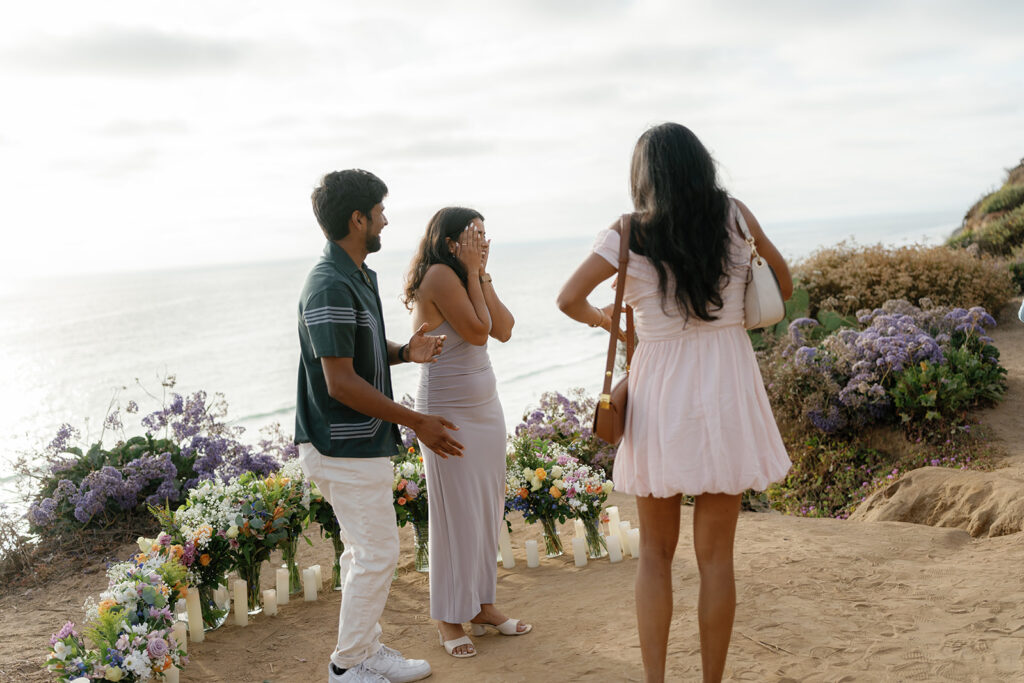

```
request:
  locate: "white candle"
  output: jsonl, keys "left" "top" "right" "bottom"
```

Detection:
{"left": 275, "top": 568, "right": 290, "bottom": 605}
{"left": 171, "top": 621, "right": 187, "bottom": 655}
{"left": 164, "top": 665, "right": 180, "bottom": 683}
{"left": 311, "top": 564, "right": 323, "bottom": 589}
{"left": 262, "top": 589, "right": 278, "bottom": 616}
{"left": 607, "top": 506, "right": 623, "bottom": 545}
{"left": 213, "top": 585, "right": 229, "bottom": 609}
{"left": 303, "top": 568, "right": 318, "bottom": 601}
{"left": 628, "top": 528, "right": 640, "bottom": 559}
{"left": 619, "top": 521, "right": 633, "bottom": 556}
{"left": 498, "top": 525, "right": 515, "bottom": 569}
{"left": 572, "top": 537, "right": 587, "bottom": 567}
{"left": 525, "top": 540, "right": 539, "bottom": 568}
{"left": 606, "top": 534, "right": 623, "bottom": 563}
{"left": 233, "top": 580, "right": 248, "bottom": 626}
{"left": 573, "top": 519, "right": 585, "bottom": 538}
{"left": 184, "top": 588, "right": 205, "bottom": 642}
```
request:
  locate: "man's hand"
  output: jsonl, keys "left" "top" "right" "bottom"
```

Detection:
{"left": 414, "top": 414, "right": 463, "bottom": 458}
{"left": 407, "top": 322, "right": 446, "bottom": 363}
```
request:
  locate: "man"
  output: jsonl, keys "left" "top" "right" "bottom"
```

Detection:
{"left": 295, "top": 169, "right": 464, "bottom": 683}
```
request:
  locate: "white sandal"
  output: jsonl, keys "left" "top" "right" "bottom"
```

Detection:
{"left": 469, "top": 618, "right": 532, "bottom": 636}
{"left": 438, "top": 630, "right": 477, "bottom": 658}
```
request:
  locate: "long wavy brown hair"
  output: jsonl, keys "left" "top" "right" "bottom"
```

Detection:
{"left": 630, "top": 123, "right": 732, "bottom": 321}
{"left": 403, "top": 206, "right": 485, "bottom": 309}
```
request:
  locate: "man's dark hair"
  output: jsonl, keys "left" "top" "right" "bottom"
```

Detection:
{"left": 311, "top": 169, "right": 388, "bottom": 241}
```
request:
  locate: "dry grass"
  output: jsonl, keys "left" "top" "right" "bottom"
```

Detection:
{"left": 795, "top": 241, "right": 1015, "bottom": 318}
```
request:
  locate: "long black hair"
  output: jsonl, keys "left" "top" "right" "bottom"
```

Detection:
{"left": 403, "top": 206, "right": 484, "bottom": 309}
{"left": 629, "top": 123, "right": 732, "bottom": 321}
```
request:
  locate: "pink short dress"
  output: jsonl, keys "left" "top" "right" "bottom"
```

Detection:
{"left": 593, "top": 206, "right": 791, "bottom": 497}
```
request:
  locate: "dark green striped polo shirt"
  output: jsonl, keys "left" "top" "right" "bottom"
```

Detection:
{"left": 294, "top": 241, "right": 401, "bottom": 458}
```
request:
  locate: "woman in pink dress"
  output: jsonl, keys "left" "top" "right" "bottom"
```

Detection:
{"left": 557, "top": 123, "right": 793, "bottom": 683}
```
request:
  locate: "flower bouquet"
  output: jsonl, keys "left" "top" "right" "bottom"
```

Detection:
{"left": 553, "top": 453, "right": 614, "bottom": 558}
{"left": 46, "top": 548, "right": 189, "bottom": 681}
{"left": 505, "top": 438, "right": 577, "bottom": 557}
{"left": 392, "top": 446, "right": 429, "bottom": 572}
{"left": 308, "top": 482, "right": 345, "bottom": 590}
{"left": 224, "top": 472, "right": 289, "bottom": 614}
{"left": 151, "top": 479, "right": 236, "bottom": 630}
{"left": 263, "top": 460, "right": 311, "bottom": 595}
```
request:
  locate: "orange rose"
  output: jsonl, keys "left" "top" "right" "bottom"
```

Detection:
{"left": 549, "top": 486, "right": 562, "bottom": 499}
{"left": 397, "top": 497, "right": 407, "bottom": 505}
{"left": 397, "top": 479, "right": 408, "bottom": 491}
{"left": 160, "top": 655, "right": 173, "bottom": 672}
{"left": 199, "top": 554, "right": 211, "bottom": 566}
{"left": 518, "top": 488, "right": 529, "bottom": 499}
{"left": 98, "top": 598, "right": 117, "bottom": 614}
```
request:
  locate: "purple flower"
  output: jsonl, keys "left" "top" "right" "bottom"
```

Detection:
{"left": 147, "top": 637, "right": 170, "bottom": 660}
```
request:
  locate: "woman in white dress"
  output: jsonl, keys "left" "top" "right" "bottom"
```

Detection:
{"left": 558, "top": 123, "right": 793, "bottom": 682}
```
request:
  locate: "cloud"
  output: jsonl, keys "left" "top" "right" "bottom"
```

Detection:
{"left": 10, "top": 27, "right": 255, "bottom": 75}
{"left": 97, "top": 119, "right": 189, "bottom": 137}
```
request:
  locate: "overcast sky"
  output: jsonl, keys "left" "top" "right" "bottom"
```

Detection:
{"left": 1, "top": 0, "right": 1022, "bottom": 284}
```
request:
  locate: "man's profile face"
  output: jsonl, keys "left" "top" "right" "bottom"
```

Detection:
{"left": 364, "top": 202, "right": 387, "bottom": 254}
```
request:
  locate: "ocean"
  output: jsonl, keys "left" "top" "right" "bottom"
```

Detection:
{"left": 0, "top": 209, "right": 958, "bottom": 503}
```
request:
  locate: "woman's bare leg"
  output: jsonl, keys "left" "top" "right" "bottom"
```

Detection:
{"left": 635, "top": 494, "right": 683, "bottom": 683}
{"left": 692, "top": 493, "right": 741, "bottom": 683}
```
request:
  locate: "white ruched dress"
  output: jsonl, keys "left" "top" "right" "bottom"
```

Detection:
{"left": 593, "top": 210, "right": 791, "bottom": 497}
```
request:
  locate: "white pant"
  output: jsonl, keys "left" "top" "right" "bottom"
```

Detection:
{"left": 298, "top": 443, "right": 399, "bottom": 669}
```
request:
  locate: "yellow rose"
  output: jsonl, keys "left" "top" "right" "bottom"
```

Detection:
{"left": 530, "top": 479, "right": 542, "bottom": 492}
{"left": 105, "top": 666, "right": 125, "bottom": 681}
{"left": 534, "top": 468, "right": 547, "bottom": 481}
{"left": 553, "top": 478, "right": 566, "bottom": 490}
{"left": 137, "top": 537, "right": 153, "bottom": 554}
{"left": 551, "top": 466, "right": 563, "bottom": 478}
{"left": 226, "top": 525, "right": 239, "bottom": 539}
{"left": 602, "top": 481, "right": 614, "bottom": 494}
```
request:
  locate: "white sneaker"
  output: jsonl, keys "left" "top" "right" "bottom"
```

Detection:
{"left": 363, "top": 645, "right": 432, "bottom": 683}
{"left": 327, "top": 661, "right": 389, "bottom": 683}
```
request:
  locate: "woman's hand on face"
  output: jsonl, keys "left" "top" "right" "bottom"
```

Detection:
{"left": 480, "top": 236, "right": 491, "bottom": 272}
{"left": 453, "top": 224, "right": 484, "bottom": 275}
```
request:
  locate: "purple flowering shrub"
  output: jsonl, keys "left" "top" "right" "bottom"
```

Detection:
{"left": 26, "top": 385, "right": 293, "bottom": 536}
{"left": 513, "top": 389, "right": 617, "bottom": 474}
{"left": 764, "top": 299, "right": 1006, "bottom": 440}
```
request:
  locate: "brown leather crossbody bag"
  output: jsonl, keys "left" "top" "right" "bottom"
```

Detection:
{"left": 592, "top": 214, "right": 635, "bottom": 445}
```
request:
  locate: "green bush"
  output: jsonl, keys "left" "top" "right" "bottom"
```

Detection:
{"left": 796, "top": 242, "right": 1015, "bottom": 318}
{"left": 952, "top": 205, "right": 1024, "bottom": 256}
{"left": 891, "top": 342, "right": 1005, "bottom": 431}
{"left": 979, "top": 184, "right": 1024, "bottom": 215}
{"left": 767, "top": 431, "right": 995, "bottom": 519}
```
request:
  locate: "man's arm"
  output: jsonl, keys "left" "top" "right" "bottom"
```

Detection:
{"left": 320, "top": 356, "right": 463, "bottom": 457}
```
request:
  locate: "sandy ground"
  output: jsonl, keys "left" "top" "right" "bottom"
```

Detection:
{"left": 3, "top": 299, "right": 1022, "bottom": 682}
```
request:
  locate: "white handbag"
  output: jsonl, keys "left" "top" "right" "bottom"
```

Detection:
{"left": 733, "top": 201, "right": 786, "bottom": 330}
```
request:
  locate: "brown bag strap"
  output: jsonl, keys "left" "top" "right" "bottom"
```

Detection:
{"left": 599, "top": 215, "right": 634, "bottom": 408}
